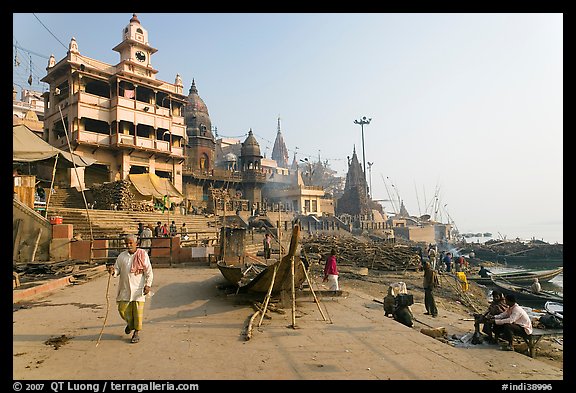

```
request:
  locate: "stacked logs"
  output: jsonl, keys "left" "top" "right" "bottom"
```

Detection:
{"left": 302, "top": 233, "right": 421, "bottom": 271}
{"left": 91, "top": 180, "right": 134, "bottom": 210}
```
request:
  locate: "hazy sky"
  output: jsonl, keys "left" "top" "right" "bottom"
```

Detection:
{"left": 12, "top": 13, "right": 563, "bottom": 243}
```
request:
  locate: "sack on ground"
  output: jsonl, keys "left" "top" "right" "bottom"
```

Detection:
{"left": 393, "top": 306, "right": 413, "bottom": 327}
{"left": 420, "top": 327, "right": 446, "bottom": 338}
{"left": 395, "top": 293, "right": 414, "bottom": 308}
{"left": 538, "top": 314, "right": 563, "bottom": 329}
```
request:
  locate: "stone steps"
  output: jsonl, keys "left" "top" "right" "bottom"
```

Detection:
{"left": 48, "top": 207, "right": 220, "bottom": 240}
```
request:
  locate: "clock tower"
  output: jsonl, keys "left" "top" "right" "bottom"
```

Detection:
{"left": 112, "top": 13, "right": 159, "bottom": 79}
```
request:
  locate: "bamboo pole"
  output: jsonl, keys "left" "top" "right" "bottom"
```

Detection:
{"left": 290, "top": 255, "right": 296, "bottom": 328}
{"left": 245, "top": 310, "right": 261, "bottom": 341}
{"left": 258, "top": 264, "right": 278, "bottom": 327}
{"left": 277, "top": 205, "right": 282, "bottom": 261}
{"left": 58, "top": 105, "right": 93, "bottom": 241}
{"left": 96, "top": 272, "right": 112, "bottom": 347}
{"left": 300, "top": 259, "right": 328, "bottom": 321}
{"left": 44, "top": 153, "right": 59, "bottom": 217}
{"left": 30, "top": 228, "right": 42, "bottom": 262}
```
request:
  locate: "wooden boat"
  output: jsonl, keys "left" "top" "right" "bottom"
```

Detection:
{"left": 544, "top": 301, "right": 563, "bottom": 320}
{"left": 490, "top": 278, "right": 563, "bottom": 306}
{"left": 217, "top": 260, "right": 267, "bottom": 287}
{"left": 217, "top": 224, "right": 307, "bottom": 294}
{"left": 467, "top": 266, "right": 563, "bottom": 285}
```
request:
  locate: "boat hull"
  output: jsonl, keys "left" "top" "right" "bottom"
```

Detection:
{"left": 468, "top": 267, "right": 563, "bottom": 285}
{"left": 490, "top": 279, "right": 563, "bottom": 307}
{"left": 544, "top": 301, "right": 563, "bottom": 320}
{"left": 216, "top": 261, "right": 244, "bottom": 286}
{"left": 217, "top": 224, "right": 307, "bottom": 294}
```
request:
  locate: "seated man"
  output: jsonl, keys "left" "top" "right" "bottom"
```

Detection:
{"left": 489, "top": 293, "right": 533, "bottom": 351}
{"left": 478, "top": 265, "right": 491, "bottom": 278}
{"left": 530, "top": 278, "right": 541, "bottom": 293}
{"left": 472, "top": 290, "right": 508, "bottom": 344}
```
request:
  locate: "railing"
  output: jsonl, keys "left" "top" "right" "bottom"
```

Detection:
{"left": 90, "top": 235, "right": 173, "bottom": 265}
{"left": 89, "top": 232, "right": 220, "bottom": 266}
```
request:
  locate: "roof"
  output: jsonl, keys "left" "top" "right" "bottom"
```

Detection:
{"left": 128, "top": 173, "right": 184, "bottom": 203}
{"left": 13, "top": 124, "right": 96, "bottom": 166}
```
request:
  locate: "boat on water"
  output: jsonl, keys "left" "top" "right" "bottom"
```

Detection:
{"left": 467, "top": 266, "right": 563, "bottom": 285}
{"left": 490, "top": 278, "right": 563, "bottom": 306}
{"left": 217, "top": 223, "right": 308, "bottom": 294}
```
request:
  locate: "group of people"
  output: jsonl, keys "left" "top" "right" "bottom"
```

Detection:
{"left": 424, "top": 244, "right": 469, "bottom": 273}
{"left": 136, "top": 221, "right": 189, "bottom": 254}
{"left": 109, "top": 233, "right": 532, "bottom": 349}
{"left": 473, "top": 290, "right": 533, "bottom": 351}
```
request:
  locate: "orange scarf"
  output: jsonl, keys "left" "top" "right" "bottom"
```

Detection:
{"left": 130, "top": 248, "right": 147, "bottom": 275}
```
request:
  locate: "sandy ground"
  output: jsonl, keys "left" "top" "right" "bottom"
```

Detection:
{"left": 12, "top": 264, "right": 565, "bottom": 383}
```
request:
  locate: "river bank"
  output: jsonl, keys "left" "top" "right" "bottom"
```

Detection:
{"left": 13, "top": 265, "right": 563, "bottom": 381}
{"left": 334, "top": 267, "right": 564, "bottom": 370}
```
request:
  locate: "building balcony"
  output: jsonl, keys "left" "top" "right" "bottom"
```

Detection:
{"left": 71, "top": 130, "right": 185, "bottom": 158}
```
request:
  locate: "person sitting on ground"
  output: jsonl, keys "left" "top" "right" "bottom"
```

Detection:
{"left": 393, "top": 293, "right": 414, "bottom": 328}
{"left": 488, "top": 293, "right": 533, "bottom": 351}
{"left": 472, "top": 290, "right": 509, "bottom": 344}
{"left": 530, "top": 278, "right": 541, "bottom": 293}
{"left": 383, "top": 286, "right": 396, "bottom": 317}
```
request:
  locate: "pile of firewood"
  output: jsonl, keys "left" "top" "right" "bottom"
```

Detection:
{"left": 302, "top": 233, "right": 420, "bottom": 271}
{"left": 91, "top": 180, "right": 134, "bottom": 210}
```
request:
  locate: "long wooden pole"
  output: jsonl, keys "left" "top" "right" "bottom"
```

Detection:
{"left": 30, "top": 228, "right": 42, "bottom": 262}
{"left": 290, "top": 255, "right": 296, "bottom": 328}
{"left": 277, "top": 205, "right": 281, "bottom": 260}
{"left": 96, "top": 273, "right": 112, "bottom": 347}
{"left": 300, "top": 259, "right": 328, "bottom": 321}
{"left": 221, "top": 195, "right": 226, "bottom": 262}
{"left": 58, "top": 105, "right": 93, "bottom": 241}
{"left": 258, "top": 264, "right": 278, "bottom": 327}
{"left": 45, "top": 153, "right": 59, "bottom": 217}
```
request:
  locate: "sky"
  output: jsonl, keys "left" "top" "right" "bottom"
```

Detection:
{"left": 12, "top": 13, "right": 563, "bottom": 244}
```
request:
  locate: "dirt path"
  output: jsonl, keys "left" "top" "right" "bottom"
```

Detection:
{"left": 13, "top": 266, "right": 564, "bottom": 381}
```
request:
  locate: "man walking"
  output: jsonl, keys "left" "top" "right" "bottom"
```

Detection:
{"left": 107, "top": 234, "right": 154, "bottom": 344}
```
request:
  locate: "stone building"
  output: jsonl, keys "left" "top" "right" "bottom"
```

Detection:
{"left": 40, "top": 14, "right": 187, "bottom": 193}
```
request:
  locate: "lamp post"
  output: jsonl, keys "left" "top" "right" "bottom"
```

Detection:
{"left": 299, "top": 158, "right": 312, "bottom": 184}
{"left": 354, "top": 116, "right": 371, "bottom": 197}
{"left": 367, "top": 162, "right": 373, "bottom": 199}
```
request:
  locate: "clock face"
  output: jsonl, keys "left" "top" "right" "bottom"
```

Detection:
{"left": 135, "top": 51, "right": 147, "bottom": 62}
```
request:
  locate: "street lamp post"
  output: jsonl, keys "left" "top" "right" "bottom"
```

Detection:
{"left": 367, "top": 162, "right": 373, "bottom": 199}
{"left": 354, "top": 116, "right": 371, "bottom": 197}
{"left": 299, "top": 158, "right": 312, "bottom": 184}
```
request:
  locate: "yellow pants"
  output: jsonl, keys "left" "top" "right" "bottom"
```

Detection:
{"left": 117, "top": 301, "right": 145, "bottom": 331}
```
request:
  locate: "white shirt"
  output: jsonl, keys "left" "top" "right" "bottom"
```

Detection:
{"left": 494, "top": 303, "right": 533, "bottom": 335}
{"left": 140, "top": 227, "right": 153, "bottom": 249}
{"left": 112, "top": 250, "right": 154, "bottom": 302}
